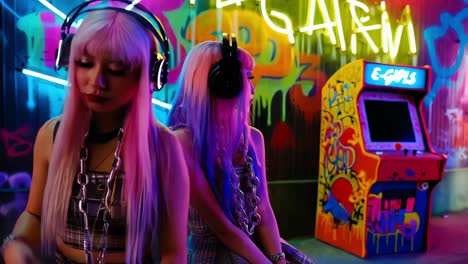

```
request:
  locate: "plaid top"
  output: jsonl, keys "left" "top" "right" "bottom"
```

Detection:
{"left": 61, "top": 171, "right": 126, "bottom": 252}
{"left": 188, "top": 207, "right": 250, "bottom": 264}
{"left": 188, "top": 159, "right": 315, "bottom": 264}
{"left": 188, "top": 208, "right": 314, "bottom": 264}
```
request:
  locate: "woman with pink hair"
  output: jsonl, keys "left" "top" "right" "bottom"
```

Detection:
{"left": 1, "top": 2, "right": 189, "bottom": 264}
{"left": 168, "top": 35, "right": 313, "bottom": 264}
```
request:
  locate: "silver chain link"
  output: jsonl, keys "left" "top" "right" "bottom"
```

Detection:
{"left": 78, "top": 128, "right": 124, "bottom": 264}
{"left": 229, "top": 135, "right": 261, "bottom": 236}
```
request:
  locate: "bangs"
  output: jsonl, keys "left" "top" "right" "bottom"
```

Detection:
{"left": 71, "top": 11, "right": 151, "bottom": 72}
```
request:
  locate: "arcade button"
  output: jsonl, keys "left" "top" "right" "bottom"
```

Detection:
{"left": 395, "top": 143, "right": 402, "bottom": 151}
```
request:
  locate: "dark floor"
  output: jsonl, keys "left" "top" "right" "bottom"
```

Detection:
{"left": 1, "top": 210, "right": 468, "bottom": 263}
{"left": 289, "top": 210, "right": 468, "bottom": 264}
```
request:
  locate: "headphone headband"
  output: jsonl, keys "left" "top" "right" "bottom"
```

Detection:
{"left": 56, "top": 0, "right": 170, "bottom": 91}
{"left": 208, "top": 33, "right": 243, "bottom": 99}
{"left": 61, "top": 1, "right": 168, "bottom": 49}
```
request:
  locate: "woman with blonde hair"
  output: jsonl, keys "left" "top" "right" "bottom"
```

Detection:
{"left": 1, "top": 1, "right": 189, "bottom": 263}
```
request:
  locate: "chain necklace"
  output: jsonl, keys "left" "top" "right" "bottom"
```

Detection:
{"left": 226, "top": 134, "right": 261, "bottom": 236}
{"left": 78, "top": 128, "right": 124, "bottom": 264}
{"left": 231, "top": 156, "right": 261, "bottom": 236}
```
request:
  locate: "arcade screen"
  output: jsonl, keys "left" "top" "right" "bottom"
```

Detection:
{"left": 358, "top": 92, "right": 425, "bottom": 151}
{"left": 365, "top": 100, "right": 416, "bottom": 142}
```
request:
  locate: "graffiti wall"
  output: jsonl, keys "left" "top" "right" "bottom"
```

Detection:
{"left": 1, "top": 0, "right": 468, "bottom": 236}
{"left": 422, "top": 1, "right": 468, "bottom": 168}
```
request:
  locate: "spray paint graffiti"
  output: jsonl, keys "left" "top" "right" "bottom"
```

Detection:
{"left": 0, "top": 172, "right": 31, "bottom": 218}
{"left": 367, "top": 192, "right": 421, "bottom": 254}
{"left": 6, "top": 1, "right": 466, "bottom": 189}
{"left": 0, "top": 192, "right": 29, "bottom": 219}
{"left": 0, "top": 171, "right": 32, "bottom": 189}
{"left": 318, "top": 90, "right": 369, "bottom": 231}
{"left": 322, "top": 113, "right": 356, "bottom": 177}
{"left": 0, "top": 127, "right": 33, "bottom": 158}
{"left": 423, "top": 0, "right": 468, "bottom": 168}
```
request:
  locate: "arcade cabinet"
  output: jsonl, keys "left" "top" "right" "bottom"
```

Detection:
{"left": 315, "top": 59, "right": 447, "bottom": 257}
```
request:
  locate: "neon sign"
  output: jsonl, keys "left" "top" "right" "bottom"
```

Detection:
{"left": 21, "top": 69, "right": 172, "bottom": 110}
{"left": 205, "top": 0, "right": 417, "bottom": 57}
{"left": 216, "top": 0, "right": 241, "bottom": 8}
{"left": 260, "top": 0, "right": 295, "bottom": 43}
{"left": 370, "top": 67, "right": 416, "bottom": 86}
{"left": 364, "top": 63, "right": 427, "bottom": 89}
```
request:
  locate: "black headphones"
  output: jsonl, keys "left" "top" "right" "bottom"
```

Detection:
{"left": 208, "top": 33, "right": 243, "bottom": 99}
{"left": 55, "top": 0, "right": 170, "bottom": 91}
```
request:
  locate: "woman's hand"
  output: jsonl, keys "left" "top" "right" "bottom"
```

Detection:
{"left": 2, "top": 239, "right": 39, "bottom": 264}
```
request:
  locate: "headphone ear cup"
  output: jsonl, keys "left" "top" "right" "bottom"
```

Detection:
{"left": 208, "top": 63, "right": 221, "bottom": 96}
{"left": 55, "top": 34, "right": 74, "bottom": 70}
{"left": 208, "top": 58, "right": 242, "bottom": 99}
{"left": 150, "top": 53, "right": 168, "bottom": 92}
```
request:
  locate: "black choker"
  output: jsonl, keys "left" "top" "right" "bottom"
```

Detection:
{"left": 88, "top": 128, "right": 121, "bottom": 143}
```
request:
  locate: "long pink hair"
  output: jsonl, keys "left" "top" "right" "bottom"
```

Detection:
{"left": 168, "top": 40, "right": 256, "bottom": 219}
{"left": 42, "top": 10, "right": 160, "bottom": 262}
{"left": 169, "top": 40, "right": 255, "bottom": 160}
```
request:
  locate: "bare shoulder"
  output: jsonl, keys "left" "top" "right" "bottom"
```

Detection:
{"left": 157, "top": 123, "right": 190, "bottom": 151}
{"left": 24, "top": 116, "right": 61, "bottom": 216}
{"left": 35, "top": 117, "right": 61, "bottom": 157}
{"left": 249, "top": 126, "right": 264, "bottom": 149}
{"left": 155, "top": 123, "right": 189, "bottom": 163}
{"left": 171, "top": 127, "right": 192, "bottom": 148}
{"left": 38, "top": 116, "right": 60, "bottom": 135}
{"left": 169, "top": 127, "right": 196, "bottom": 171}
{"left": 156, "top": 122, "right": 178, "bottom": 143}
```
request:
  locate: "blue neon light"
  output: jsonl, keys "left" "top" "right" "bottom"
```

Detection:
{"left": 364, "top": 62, "right": 427, "bottom": 90}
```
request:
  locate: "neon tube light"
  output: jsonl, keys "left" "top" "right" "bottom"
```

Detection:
{"left": 151, "top": 98, "right": 172, "bottom": 110}
{"left": 215, "top": 0, "right": 416, "bottom": 56}
{"left": 0, "top": 0, "right": 20, "bottom": 19}
{"left": 351, "top": 34, "right": 357, "bottom": 54}
{"left": 22, "top": 69, "right": 68, "bottom": 86}
{"left": 260, "top": 0, "right": 295, "bottom": 44}
{"left": 380, "top": 2, "right": 417, "bottom": 59}
{"left": 216, "top": 0, "right": 241, "bottom": 8}
{"left": 37, "top": 0, "right": 67, "bottom": 19}
{"left": 300, "top": 0, "right": 337, "bottom": 45}
{"left": 21, "top": 69, "right": 172, "bottom": 110}
{"left": 407, "top": 21, "right": 417, "bottom": 53}
{"left": 404, "top": 5, "right": 417, "bottom": 54}
{"left": 333, "top": 0, "right": 346, "bottom": 51}
{"left": 347, "top": 0, "right": 380, "bottom": 53}
{"left": 37, "top": 0, "right": 81, "bottom": 28}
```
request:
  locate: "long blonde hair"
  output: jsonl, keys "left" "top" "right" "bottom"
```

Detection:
{"left": 42, "top": 9, "right": 160, "bottom": 262}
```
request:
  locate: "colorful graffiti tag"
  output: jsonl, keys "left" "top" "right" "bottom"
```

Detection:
{"left": 1, "top": 0, "right": 468, "bottom": 239}
{"left": 423, "top": 0, "right": 468, "bottom": 168}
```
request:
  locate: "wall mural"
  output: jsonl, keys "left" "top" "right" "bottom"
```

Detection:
{"left": 1, "top": 0, "right": 467, "bottom": 232}
{"left": 423, "top": 0, "right": 468, "bottom": 168}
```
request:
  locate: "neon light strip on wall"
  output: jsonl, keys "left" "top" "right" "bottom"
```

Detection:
{"left": 260, "top": 0, "right": 295, "bottom": 44}
{"left": 22, "top": 69, "right": 68, "bottom": 86}
{"left": 37, "top": 0, "right": 67, "bottom": 19}
{"left": 21, "top": 69, "right": 172, "bottom": 110}
{"left": 37, "top": 0, "right": 82, "bottom": 28}
{"left": 151, "top": 98, "right": 172, "bottom": 110}
{"left": 0, "top": 0, "right": 20, "bottom": 19}
{"left": 216, "top": 0, "right": 242, "bottom": 8}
